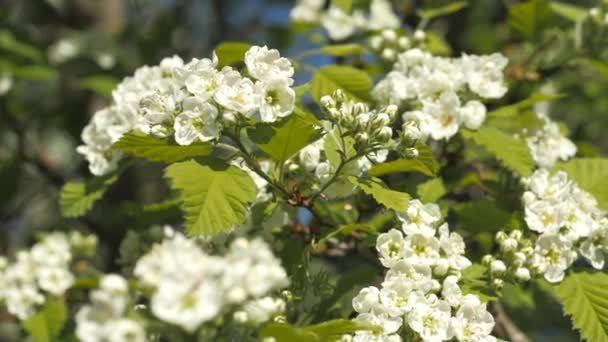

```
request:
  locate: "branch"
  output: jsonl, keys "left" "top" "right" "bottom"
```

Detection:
{"left": 491, "top": 302, "right": 530, "bottom": 342}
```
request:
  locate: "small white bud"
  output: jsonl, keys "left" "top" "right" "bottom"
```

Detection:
{"left": 590, "top": 7, "right": 600, "bottom": 18}
{"left": 404, "top": 147, "right": 419, "bottom": 158}
{"left": 413, "top": 30, "right": 426, "bottom": 41}
{"left": 515, "top": 267, "right": 531, "bottom": 282}
{"left": 381, "top": 29, "right": 397, "bottom": 42}
{"left": 376, "top": 126, "right": 393, "bottom": 142}
{"left": 500, "top": 238, "right": 518, "bottom": 252}
{"left": 495, "top": 231, "right": 507, "bottom": 243}
{"left": 233, "top": 311, "right": 248, "bottom": 323}
{"left": 370, "top": 36, "right": 383, "bottom": 50}
{"left": 481, "top": 254, "right": 494, "bottom": 266}
{"left": 150, "top": 125, "right": 169, "bottom": 139}
{"left": 490, "top": 260, "right": 507, "bottom": 275}
{"left": 398, "top": 36, "right": 411, "bottom": 49}
{"left": 509, "top": 230, "right": 522, "bottom": 241}
{"left": 492, "top": 278, "right": 504, "bottom": 290}
{"left": 513, "top": 252, "right": 527, "bottom": 265}
{"left": 320, "top": 95, "right": 335, "bottom": 109}
{"left": 381, "top": 48, "right": 396, "bottom": 60}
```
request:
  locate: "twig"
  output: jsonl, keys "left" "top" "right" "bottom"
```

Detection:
{"left": 491, "top": 302, "right": 530, "bottom": 342}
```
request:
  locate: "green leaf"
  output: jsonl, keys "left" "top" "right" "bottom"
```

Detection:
{"left": 416, "top": 178, "right": 446, "bottom": 203}
{"left": 488, "top": 92, "right": 565, "bottom": 117}
{"left": 248, "top": 108, "right": 322, "bottom": 161}
{"left": 324, "top": 129, "right": 357, "bottom": 170}
{"left": 13, "top": 65, "right": 57, "bottom": 81}
{"left": 552, "top": 158, "right": 608, "bottom": 210}
{"left": 332, "top": 0, "right": 353, "bottom": 13}
{"left": 460, "top": 264, "right": 498, "bottom": 302}
{"left": 261, "top": 320, "right": 381, "bottom": 342}
{"left": 417, "top": 1, "right": 468, "bottom": 20}
{"left": 461, "top": 127, "right": 534, "bottom": 176}
{"left": 0, "top": 30, "right": 43, "bottom": 62}
{"left": 165, "top": 158, "right": 257, "bottom": 236}
{"left": 369, "top": 144, "right": 439, "bottom": 177}
{"left": 348, "top": 176, "right": 410, "bottom": 211}
{"left": 425, "top": 32, "right": 452, "bottom": 56}
{"left": 311, "top": 65, "right": 372, "bottom": 104}
{"left": 555, "top": 272, "right": 608, "bottom": 342}
{"left": 78, "top": 75, "right": 119, "bottom": 97}
{"left": 453, "top": 198, "right": 511, "bottom": 233}
{"left": 550, "top": 2, "right": 587, "bottom": 22}
{"left": 320, "top": 44, "right": 367, "bottom": 56}
{"left": 60, "top": 171, "right": 120, "bottom": 217}
{"left": 22, "top": 297, "right": 67, "bottom": 342}
{"left": 214, "top": 42, "right": 251, "bottom": 68}
{"left": 508, "top": 0, "right": 551, "bottom": 40}
{"left": 113, "top": 131, "right": 212, "bottom": 163}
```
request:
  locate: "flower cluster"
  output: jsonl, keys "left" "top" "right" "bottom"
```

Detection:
{"left": 75, "top": 274, "right": 145, "bottom": 342}
{"left": 520, "top": 169, "right": 607, "bottom": 282}
{"left": 373, "top": 48, "right": 508, "bottom": 140}
{"left": 0, "top": 232, "right": 95, "bottom": 319}
{"left": 134, "top": 229, "right": 289, "bottom": 332}
{"left": 349, "top": 200, "right": 496, "bottom": 342}
{"left": 525, "top": 113, "right": 576, "bottom": 168}
{"left": 77, "top": 45, "right": 296, "bottom": 176}
{"left": 290, "top": 0, "right": 400, "bottom": 41}
{"left": 369, "top": 29, "right": 427, "bottom": 62}
{"left": 481, "top": 230, "right": 533, "bottom": 288}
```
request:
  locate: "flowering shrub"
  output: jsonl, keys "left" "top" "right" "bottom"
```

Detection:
{"left": 3, "top": 1, "right": 608, "bottom": 341}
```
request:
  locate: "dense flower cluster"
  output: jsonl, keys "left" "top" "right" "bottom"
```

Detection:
{"left": 75, "top": 274, "right": 145, "bottom": 342}
{"left": 0, "top": 232, "right": 96, "bottom": 319}
{"left": 373, "top": 48, "right": 508, "bottom": 141}
{"left": 369, "top": 29, "right": 427, "bottom": 62}
{"left": 522, "top": 169, "right": 607, "bottom": 282}
{"left": 525, "top": 112, "right": 576, "bottom": 168}
{"left": 290, "top": 0, "right": 400, "bottom": 41}
{"left": 77, "top": 45, "right": 296, "bottom": 176}
{"left": 134, "top": 229, "right": 289, "bottom": 332}
{"left": 349, "top": 200, "right": 496, "bottom": 342}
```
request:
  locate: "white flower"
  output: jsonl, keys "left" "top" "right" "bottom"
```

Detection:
{"left": 524, "top": 170, "right": 571, "bottom": 203}
{"left": 579, "top": 221, "right": 608, "bottom": 270}
{"left": 441, "top": 275, "right": 463, "bottom": 307}
{"left": 245, "top": 46, "right": 294, "bottom": 83}
{"left": 438, "top": 224, "right": 472, "bottom": 271}
{"left": 174, "top": 97, "right": 220, "bottom": 145}
{"left": 367, "top": 0, "right": 400, "bottom": 31}
{"left": 299, "top": 140, "right": 323, "bottom": 172}
{"left": 403, "top": 233, "right": 441, "bottom": 267}
{"left": 376, "top": 229, "right": 407, "bottom": 268}
{"left": 398, "top": 199, "right": 441, "bottom": 237}
{"left": 213, "top": 71, "right": 257, "bottom": 116}
{"left": 384, "top": 260, "right": 434, "bottom": 293}
{"left": 460, "top": 100, "right": 487, "bottom": 130}
{"left": 524, "top": 200, "right": 567, "bottom": 234}
{"left": 36, "top": 267, "right": 74, "bottom": 295}
{"left": 451, "top": 295, "right": 496, "bottom": 342}
{"left": 407, "top": 297, "right": 454, "bottom": 342}
{"left": 372, "top": 71, "right": 415, "bottom": 105}
{"left": 353, "top": 286, "right": 381, "bottom": 313}
{"left": 255, "top": 78, "right": 295, "bottom": 122}
{"left": 151, "top": 280, "right": 222, "bottom": 332}
{"left": 459, "top": 53, "right": 508, "bottom": 99}
{"left": 4, "top": 285, "right": 45, "bottom": 320}
{"left": 531, "top": 233, "right": 577, "bottom": 283}
{"left": 526, "top": 117, "right": 576, "bottom": 168}
{"left": 422, "top": 91, "right": 462, "bottom": 140}
{"left": 379, "top": 281, "right": 418, "bottom": 317}
{"left": 242, "top": 297, "right": 286, "bottom": 324}
{"left": 355, "top": 303, "right": 402, "bottom": 335}
{"left": 104, "top": 319, "right": 146, "bottom": 342}
{"left": 290, "top": 0, "right": 323, "bottom": 23}
{"left": 322, "top": 7, "right": 360, "bottom": 41}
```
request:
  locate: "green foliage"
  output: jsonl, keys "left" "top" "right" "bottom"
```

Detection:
{"left": 311, "top": 65, "right": 372, "bottom": 104}
{"left": 555, "top": 272, "right": 608, "bottom": 342}
{"left": 248, "top": 108, "right": 323, "bottom": 161}
{"left": 369, "top": 144, "right": 440, "bottom": 177}
{"left": 320, "top": 44, "right": 367, "bottom": 56}
{"left": 0, "top": 30, "right": 43, "bottom": 62}
{"left": 416, "top": 178, "right": 446, "bottom": 203}
{"left": 78, "top": 75, "right": 119, "bottom": 97}
{"left": 508, "top": 0, "right": 552, "bottom": 40}
{"left": 13, "top": 65, "right": 57, "bottom": 81}
{"left": 462, "top": 127, "right": 534, "bottom": 177}
{"left": 453, "top": 198, "right": 511, "bottom": 233}
{"left": 261, "top": 319, "right": 381, "bottom": 342}
{"left": 324, "top": 130, "right": 357, "bottom": 170}
{"left": 59, "top": 172, "right": 119, "bottom": 217}
{"left": 348, "top": 176, "right": 410, "bottom": 211}
{"left": 460, "top": 264, "right": 498, "bottom": 302}
{"left": 164, "top": 158, "right": 257, "bottom": 236}
{"left": 214, "top": 42, "right": 251, "bottom": 68}
{"left": 417, "top": 2, "right": 468, "bottom": 22}
{"left": 113, "top": 131, "right": 212, "bottom": 163}
{"left": 553, "top": 158, "right": 608, "bottom": 210}
{"left": 22, "top": 297, "right": 67, "bottom": 342}
{"left": 550, "top": 2, "right": 587, "bottom": 22}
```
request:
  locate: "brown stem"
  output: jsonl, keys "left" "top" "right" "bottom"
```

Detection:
{"left": 491, "top": 302, "right": 530, "bottom": 342}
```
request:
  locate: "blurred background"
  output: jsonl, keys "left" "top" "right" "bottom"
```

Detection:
{"left": 1, "top": 0, "right": 607, "bottom": 340}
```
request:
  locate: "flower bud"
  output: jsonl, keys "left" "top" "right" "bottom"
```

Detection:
{"left": 233, "top": 311, "right": 248, "bottom": 323}
{"left": 513, "top": 252, "right": 527, "bottom": 265}
{"left": 353, "top": 103, "right": 369, "bottom": 116}
{"left": 509, "top": 230, "right": 522, "bottom": 241}
{"left": 382, "top": 48, "right": 396, "bottom": 60}
{"left": 381, "top": 29, "right": 397, "bottom": 42}
{"left": 315, "top": 162, "right": 333, "bottom": 183}
{"left": 403, "top": 121, "right": 422, "bottom": 141}
{"left": 355, "top": 132, "right": 370, "bottom": 144}
{"left": 333, "top": 89, "right": 346, "bottom": 102}
{"left": 414, "top": 30, "right": 426, "bottom": 41}
{"left": 404, "top": 147, "right": 419, "bottom": 158}
{"left": 370, "top": 35, "right": 383, "bottom": 50}
{"left": 320, "top": 95, "right": 335, "bottom": 109}
{"left": 481, "top": 254, "right": 494, "bottom": 266}
{"left": 374, "top": 113, "right": 391, "bottom": 126}
{"left": 495, "top": 231, "right": 507, "bottom": 243}
{"left": 398, "top": 36, "right": 411, "bottom": 49}
{"left": 514, "top": 267, "right": 531, "bottom": 282}
{"left": 500, "top": 238, "right": 518, "bottom": 252}
{"left": 150, "top": 125, "right": 169, "bottom": 138}
{"left": 490, "top": 260, "right": 507, "bottom": 275}
{"left": 376, "top": 126, "right": 393, "bottom": 143}
{"left": 492, "top": 278, "right": 504, "bottom": 290}
{"left": 357, "top": 113, "right": 371, "bottom": 126}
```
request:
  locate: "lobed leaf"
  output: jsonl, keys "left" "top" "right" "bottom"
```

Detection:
{"left": 311, "top": 65, "right": 372, "bottom": 104}
{"left": 113, "top": 131, "right": 212, "bottom": 163}
{"left": 348, "top": 176, "right": 410, "bottom": 211}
